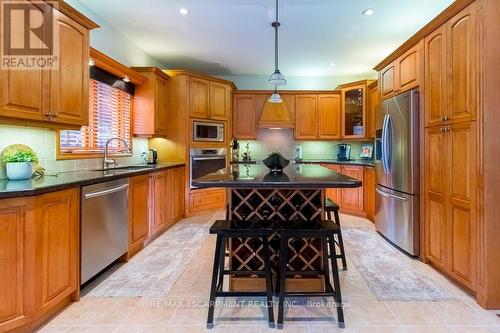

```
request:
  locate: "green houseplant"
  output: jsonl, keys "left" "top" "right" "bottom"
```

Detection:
{"left": 1, "top": 150, "right": 38, "bottom": 180}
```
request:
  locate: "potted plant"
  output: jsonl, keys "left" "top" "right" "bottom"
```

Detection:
{"left": 1, "top": 150, "right": 38, "bottom": 180}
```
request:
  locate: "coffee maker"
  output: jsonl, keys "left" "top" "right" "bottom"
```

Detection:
{"left": 337, "top": 144, "right": 351, "bottom": 161}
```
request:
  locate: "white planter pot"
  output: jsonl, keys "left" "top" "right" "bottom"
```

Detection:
{"left": 6, "top": 162, "right": 33, "bottom": 180}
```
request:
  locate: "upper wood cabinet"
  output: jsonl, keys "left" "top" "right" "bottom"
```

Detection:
{"left": 295, "top": 93, "right": 340, "bottom": 140}
{"left": 0, "top": 4, "right": 96, "bottom": 129}
{"left": 379, "top": 42, "right": 422, "bottom": 101}
{"left": 132, "top": 67, "right": 170, "bottom": 137}
{"left": 367, "top": 81, "right": 379, "bottom": 139}
{"left": 190, "top": 77, "right": 231, "bottom": 120}
{"left": 424, "top": 5, "right": 476, "bottom": 128}
{"left": 233, "top": 95, "right": 257, "bottom": 139}
{"left": 340, "top": 82, "right": 368, "bottom": 139}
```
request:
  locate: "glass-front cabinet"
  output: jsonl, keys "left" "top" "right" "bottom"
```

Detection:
{"left": 340, "top": 82, "right": 368, "bottom": 139}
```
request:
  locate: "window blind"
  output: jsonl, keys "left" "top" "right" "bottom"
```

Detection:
{"left": 60, "top": 79, "right": 132, "bottom": 154}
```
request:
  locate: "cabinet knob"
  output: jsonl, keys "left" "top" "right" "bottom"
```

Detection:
{"left": 53, "top": 113, "right": 59, "bottom": 118}
{"left": 45, "top": 112, "right": 51, "bottom": 118}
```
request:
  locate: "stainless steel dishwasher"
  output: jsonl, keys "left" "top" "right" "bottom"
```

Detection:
{"left": 81, "top": 178, "right": 129, "bottom": 284}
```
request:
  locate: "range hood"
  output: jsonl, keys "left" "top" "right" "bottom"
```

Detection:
{"left": 258, "top": 97, "right": 294, "bottom": 129}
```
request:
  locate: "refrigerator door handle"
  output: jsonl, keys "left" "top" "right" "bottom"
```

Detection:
{"left": 381, "top": 114, "right": 389, "bottom": 173}
{"left": 386, "top": 114, "right": 393, "bottom": 172}
{"left": 376, "top": 187, "right": 408, "bottom": 201}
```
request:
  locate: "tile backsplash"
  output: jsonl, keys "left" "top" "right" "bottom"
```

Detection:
{"left": 0, "top": 124, "right": 148, "bottom": 179}
{"left": 234, "top": 128, "right": 372, "bottom": 161}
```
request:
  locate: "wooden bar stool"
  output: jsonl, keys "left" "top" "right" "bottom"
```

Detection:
{"left": 207, "top": 220, "right": 275, "bottom": 329}
{"left": 325, "top": 198, "right": 348, "bottom": 270}
{"left": 275, "top": 220, "right": 345, "bottom": 329}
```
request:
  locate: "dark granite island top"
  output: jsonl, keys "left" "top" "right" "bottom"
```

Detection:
{"left": 192, "top": 164, "right": 362, "bottom": 189}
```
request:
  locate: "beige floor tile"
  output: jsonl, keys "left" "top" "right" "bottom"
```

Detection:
{"left": 429, "top": 301, "right": 495, "bottom": 327}
{"left": 168, "top": 302, "right": 209, "bottom": 326}
{"left": 65, "top": 326, "right": 120, "bottom": 333}
{"left": 37, "top": 326, "right": 70, "bottom": 333}
{"left": 385, "top": 302, "right": 446, "bottom": 326}
{"left": 357, "top": 327, "right": 453, "bottom": 333}
{"left": 214, "top": 300, "right": 266, "bottom": 326}
{"left": 76, "top": 298, "right": 139, "bottom": 325}
{"left": 261, "top": 325, "right": 308, "bottom": 333}
{"left": 124, "top": 298, "right": 179, "bottom": 325}
{"left": 453, "top": 328, "right": 500, "bottom": 333}
{"left": 212, "top": 325, "right": 261, "bottom": 333}
{"left": 346, "top": 297, "right": 398, "bottom": 326}
{"left": 47, "top": 298, "right": 103, "bottom": 325}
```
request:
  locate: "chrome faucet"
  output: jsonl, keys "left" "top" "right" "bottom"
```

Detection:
{"left": 103, "top": 137, "right": 131, "bottom": 170}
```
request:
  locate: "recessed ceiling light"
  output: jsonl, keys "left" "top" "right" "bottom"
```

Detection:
{"left": 88, "top": 58, "right": 95, "bottom": 66}
{"left": 362, "top": 8, "right": 374, "bottom": 16}
{"left": 329, "top": 61, "right": 336, "bottom": 67}
{"left": 122, "top": 77, "right": 131, "bottom": 83}
{"left": 179, "top": 8, "right": 189, "bottom": 15}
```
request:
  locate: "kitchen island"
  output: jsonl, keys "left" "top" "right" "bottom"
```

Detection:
{"left": 193, "top": 163, "right": 361, "bottom": 290}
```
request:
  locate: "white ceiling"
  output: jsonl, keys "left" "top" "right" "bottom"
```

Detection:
{"left": 77, "top": 0, "right": 454, "bottom": 77}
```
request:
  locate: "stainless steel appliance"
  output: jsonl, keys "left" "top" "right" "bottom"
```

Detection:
{"left": 190, "top": 148, "right": 227, "bottom": 188}
{"left": 374, "top": 89, "right": 420, "bottom": 256}
{"left": 193, "top": 121, "right": 225, "bottom": 142}
{"left": 336, "top": 143, "right": 352, "bottom": 161}
{"left": 81, "top": 178, "right": 129, "bottom": 284}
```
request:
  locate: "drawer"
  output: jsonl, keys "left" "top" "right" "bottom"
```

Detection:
{"left": 189, "top": 188, "right": 226, "bottom": 213}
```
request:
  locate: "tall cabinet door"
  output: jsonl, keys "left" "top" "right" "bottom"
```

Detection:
{"left": 340, "top": 166, "right": 364, "bottom": 212}
{"left": 295, "top": 95, "right": 318, "bottom": 140}
{"left": 34, "top": 189, "right": 78, "bottom": 316}
{"left": 49, "top": 11, "right": 89, "bottom": 126}
{"left": 397, "top": 42, "right": 421, "bottom": 93}
{"left": 150, "top": 171, "right": 168, "bottom": 237}
{"left": 0, "top": 198, "right": 32, "bottom": 332}
{"left": 318, "top": 94, "right": 340, "bottom": 139}
{"left": 129, "top": 175, "right": 150, "bottom": 254}
{"left": 233, "top": 95, "right": 256, "bottom": 139}
{"left": 424, "top": 25, "right": 448, "bottom": 128}
{"left": 447, "top": 121, "right": 476, "bottom": 289}
{"left": 424, "top": 126, "right": 448, "bottom": 269}
{"left": 380, "top": 62, "right": 397, "bottom": 100}
{"left": 155, "top": 77, "right": 168, "bottom": 136}
{"left": 447, "top": 5, "right": 476, "bottom": 124}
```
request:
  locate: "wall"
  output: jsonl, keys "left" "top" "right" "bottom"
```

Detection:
{"left": 0, "top": 1, "right": 164, "bottom": 179}
{"left": 235, "top": 128, "right": 372, "bottom": 162}
{"left": 218, "top": 74, "right": 377, "bottom": 90}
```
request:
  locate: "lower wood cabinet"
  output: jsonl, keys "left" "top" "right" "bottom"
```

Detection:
{"left": 323, "top": 164, "right": 366, "bottom": 215}
{"left": 364, "top": 166, "right": 376, "bottom": 222}
{"left": 128, "top": 174, "right": 150, "bottom": 256}
{"left": 0, "top": 188, "right": 79, "bottom": 333}
{"left": 189, "top": 188, "right": 227, "bottom": 213}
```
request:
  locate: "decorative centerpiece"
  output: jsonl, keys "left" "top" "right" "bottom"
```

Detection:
{"left": 262, "top": 152, "right": 290, "bottom": 173}
{"left": 1, "top": 145, "right": 39, "bottom": 180}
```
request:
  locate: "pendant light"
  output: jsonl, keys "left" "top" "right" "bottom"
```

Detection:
{"left": 268, "top": 0, "right": 286, "bottom": 95}
{"left": 268, "top": 86, "right": 283, "bottom": 103}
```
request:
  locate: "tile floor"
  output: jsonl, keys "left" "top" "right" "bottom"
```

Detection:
{"left": 38, "top": 211, "right": 500, "bottom": 333}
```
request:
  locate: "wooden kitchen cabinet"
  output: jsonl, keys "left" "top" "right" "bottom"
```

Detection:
{"left": 0, "top": 3, "right": 97, "bottom": 129}
{"left": 367, "top": 81, "right": 379, "bottom": 139}
{"left": 340, "top": 83, "right": 367, "bottom": 139}
{"left": 379, "top": 42, "right": 422, "bottom": 101}
{"left": 189, "top": 188, "right": 226, "bottom": 213}
{"left": 0, "top": 197, "right": 32, "bottom": 332}
{"left": 233, "top": 95, "right": 257, "bottom": 139}
{"left": 169, "top": 167, "right": 185, "bottom": 223}
{"left": 295, "top": 93, "right": 340, "bottom": 140}
{"left": 322, "top": 164, "right": 365, "bottom": 215}
{"left": 190, "top": 77, "right": 210, "bottom": 118}
{"left": 364, "top": 166, "right": 376, "bottom": 222}
{"left": 129, "top": 174, "right": 150, "bottom": 256}
{"left": 0, "top": 188, "right": 79, "bottom": 333}
{"left": 424, "top": 121, "right": 477, "bottom": 290}
{"left": 210, "top": 82, "right": 230, "bottom": 120}
{"left": 33, "top": 189, "right": 79, "bottom": 317}
{"left": 132, "top": 67, "right": 170, "bottom": 137}
{"left": 150, "top": 170, "right": 169, "bottom": 239}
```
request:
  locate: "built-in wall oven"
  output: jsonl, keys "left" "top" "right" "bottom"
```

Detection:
{"left": 193, "top": 121, "right": 225, "bottom": 142}
{"left": 190, "top": 148, "right": 227, "bottom": 188}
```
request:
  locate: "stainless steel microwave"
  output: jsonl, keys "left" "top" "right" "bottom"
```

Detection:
{"left": 193, "top": 121, "right": 225, "bottom": 142}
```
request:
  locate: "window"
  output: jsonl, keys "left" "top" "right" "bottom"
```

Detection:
{"left": 59, "top": 78, "right": 132, "bottom": 156}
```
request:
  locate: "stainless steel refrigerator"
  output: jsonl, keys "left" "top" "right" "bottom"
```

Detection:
{"left": 374, "top": 89, "right": 419, "bottom": 256}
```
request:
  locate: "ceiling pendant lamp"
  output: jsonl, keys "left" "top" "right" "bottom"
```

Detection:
{"left": 267, "top": 0, "right": 287, "bottom": 90}
{"left": 268, "top": 87, "right": 283, "bottom": 104}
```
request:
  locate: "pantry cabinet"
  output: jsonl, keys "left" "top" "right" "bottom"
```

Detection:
{"left": 132, "top": 67, "right": 170, "bottom": 137}
{"left": 0, "top": 4, "right": 97, "bottom": 129}
{"left": 295, "top": 93, "right": 340, "bottom": 140}
{"left": 379, "top": 42, "right": 422, "bottom": 101}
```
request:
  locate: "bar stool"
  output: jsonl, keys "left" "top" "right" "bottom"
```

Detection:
{"left": 325, "top": 198, "right": 348, "bottom": 270}
{"left": 207, "top": 220, "right": 275, "bottom": 329}
{"left": 276, "top": 220, "right": 345, "bottom": 329}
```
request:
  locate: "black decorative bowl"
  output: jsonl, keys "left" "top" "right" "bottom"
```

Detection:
{"left": 262, "top": 153, "right": 290, "bottom": 173}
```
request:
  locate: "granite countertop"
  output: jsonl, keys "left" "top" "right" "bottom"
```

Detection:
{"left": 231, "top": 159, "right": 375, "bottom": 167}
{"left": 192, "top": 164, "right": 362, "bottom": 189}
{"left": 0, "top": 162, "right": 185, "bottom": 199}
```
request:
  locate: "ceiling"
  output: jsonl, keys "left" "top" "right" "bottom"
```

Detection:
{"left": 76, "top": 0, "right": 454, "bottom": 77}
